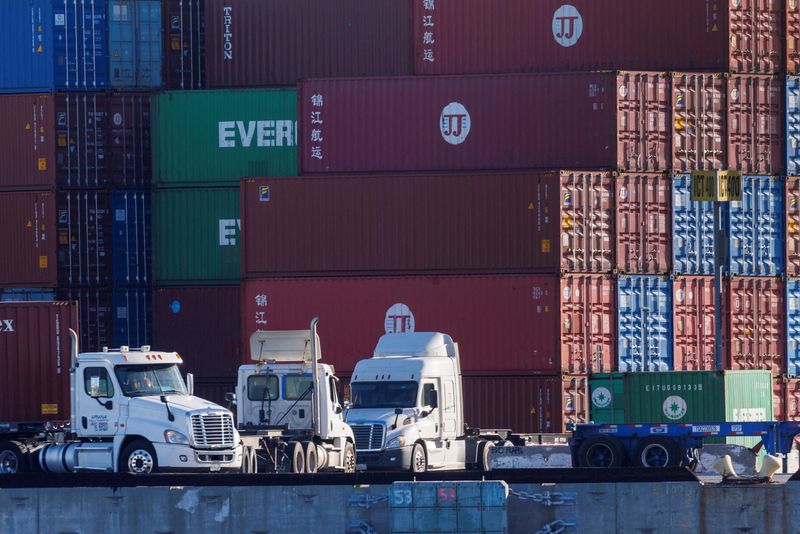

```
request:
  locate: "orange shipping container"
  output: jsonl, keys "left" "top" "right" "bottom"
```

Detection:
{"left": 673, "top": 276, "right": 717, "bottom": 371}
{"left": 615, "top": 173, "right": 671, "bottom": 274}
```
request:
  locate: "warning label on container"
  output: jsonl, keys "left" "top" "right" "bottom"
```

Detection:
{"left": 41, "top": 404, "right": 58, "bottom": 415}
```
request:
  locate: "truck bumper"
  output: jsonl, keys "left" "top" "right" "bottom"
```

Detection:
{"left": 153, "top": 442, "right": 243, "bottom": 472}
{"left": 357, "top": 446, "right": 414, "bottom": 470}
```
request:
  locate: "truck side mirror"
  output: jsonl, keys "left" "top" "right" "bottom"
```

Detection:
{"left": 187, "top": 373, "right": 195, "bottom": 396}
{"left": 225, "top": 392, "right": 237, "bottom": 406}
{"left": 429, "top": 390, "right": 438, "bottom": 409}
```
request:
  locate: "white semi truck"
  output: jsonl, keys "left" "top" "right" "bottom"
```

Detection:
{"left": 0, "top": 330, "right": 242, "bottom": 475}
{"left": 231, "top": 318, "right": 357, "bottom": 474}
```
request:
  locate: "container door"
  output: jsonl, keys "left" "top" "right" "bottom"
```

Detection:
{"left": 790, "top": 280, "right": 800, "bottom": 377}
{"left": 77, "top": 364, "right": 121, "bottom": 437}
{"left": 787, "top": 78, "right": 800, "bottom": 175}
{"left": 672, "top": 174, "right": 715, "bottom": 275}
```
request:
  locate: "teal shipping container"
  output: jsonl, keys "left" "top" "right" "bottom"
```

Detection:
{"left": 108, "top": 0, "right": 163, "bottom": 88}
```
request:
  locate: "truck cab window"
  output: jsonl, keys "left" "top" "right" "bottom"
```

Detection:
{"left": 247, "top": 374, "right": 279, "bottom": 401}
{"left": 422, "top": 383, "right": 436, "bottom": 408}
{"left": 285, "top": 375, "right": 313, "bottom": 400}
{"left": 84, "top": 367, "right": 114, "bottom": 398}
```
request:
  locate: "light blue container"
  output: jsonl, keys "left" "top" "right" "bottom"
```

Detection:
{"left": 617, "top": 275, "right": 673, "bottom": 372}
{"left": 788, "top": 279, "right": 800, "bottom": 377}
{"left": 672, "top": 173, "right": 715, "bottom": 275}
{"left": 787, "top": 76, "right": 800, "bottom": 175}
{"left": 111, "top": 190, "right": 151, "bottom": 286}
{"left": 0, "top": 289, "right": 56, "bottom": 302}
{"left": 108, "top": 0, "right": 163, "bottom": 88}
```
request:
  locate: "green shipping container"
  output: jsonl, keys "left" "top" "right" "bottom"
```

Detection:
{"left": 153, "top": 188, "right": 241, "bottom": 284}
{"left": 152, "top": 89, "right": 298, "bottom": 187}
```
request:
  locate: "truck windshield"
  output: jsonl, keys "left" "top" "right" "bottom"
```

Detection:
{"left": 350, "top": 381, "right": 418, "bottom": 409}
{"left": 115, "top": 364, "right": 188, "bottom": 397}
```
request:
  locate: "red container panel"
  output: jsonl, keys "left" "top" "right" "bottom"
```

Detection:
{"left": 726, "top": 276, "right": 786, "bottom": 375}
{"left": 788, "top": 177, "right": 800, "bottom": 277}
{"left": 414, "top": 0, "right": 780, "bottom": 76}
{"left": 784, "top": 379, "right": 800, "bottom": 420}
{"left": 789, "top": 0, "right": 800, "bottom": 74}
{"left": 57, "top": 190, "right": 112, "bottom": 287}
{"left": 241, "top": 171, "right": 613, "bottom": 277}
{"left": 153, "top": 286, "right": 242, "bottom": 378}
{"left": 671, "top": 73, "right": 727, "bottom": 172}
{"left": 727, "top": 75, "right": 783, "bottom": 175}
{"left": 299, "top": 72, "right": 669, "bottom": 175}
{"left": 195, "top": 378, "right": 237, "bottom": 408}
{"left": 774, "top": 379, "right": 786, "bottom": 421}
{"left": 559, "top": 275, "right": 616, "bottom": 374}
{"left": 0, "top": 302, "right": 79, "bottom": 422}
{"left": 614, "top": 173, "right": 672, "bottom": 274}
{"left": 164, "top": 0, "right": 205, "bottom": 90}
{"left": 673, "top": 276, "right": 717, "bottom": 371}
{"left": 0, "top": 94, "right": 56, "bottom": 190}
{"left": 0, "top": 190, "right": 56, "bottom": 287}
{"left": 56, "top": 287, "right": 113, "bottom": 353}
{"left": 204, "top": 0, "right": 412, "bottom": 87}
{"left": 107, "top": 94, "right": 152, "bottom": 188}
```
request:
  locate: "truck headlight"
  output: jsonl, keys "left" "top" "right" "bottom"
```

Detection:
{"left": 385, "top": 435, "right": 406, "bottom": 449}
{"left": 164, "top": 430, "right": 190, "bottom": 445}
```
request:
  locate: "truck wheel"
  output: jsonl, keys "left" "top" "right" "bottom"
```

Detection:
{"left": 241, "top": 447, "right": 255, "bottom": 474}
{"left": 121, "top": 440, "right": 158, "bottom": 475}
{"left": 343, "top": 441, "right": 356, "bottom": 473}
{"left": 304, "top": 441, "right": 318, "bottom": 474}
{"left": 0, "top": 441, "right": 27, "bottom": 474}
{"left": 478, "top": 441, "right": 494, "bottom": 471}
{"left": 576, "top": 436, "right": 625, "bottom": 468}
{"left": 633, "top": 437, "right": 681, "bottom": 468}
{"left": 410, "top": 443, "right": 427, "bottom": 473}
{"left": 290, "top": 441, "right": 305, "bottom": 474}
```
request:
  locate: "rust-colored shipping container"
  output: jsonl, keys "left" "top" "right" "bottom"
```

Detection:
{"left": 727, "top": 75, "right": 782, "bottom": 175}
{"left": 0, "top": 301, "right": 79, "bottom": 422}
{"left": 788, "top": 0, "right": 800, "bottom": 74}
{"left": 164, "top": 0, "right": 205, "bottom": 90}
{"left": 0, "top": 190, "right": 56, "bottom": 287}
{"left": 415, "top": 0, "right": 781, "bottom": 76}
{"left": 726, "top": 276, "right": 786, "bottom": 375}
{"left": 788, "top": 177, "right": 800, "bottom": 277}
{"left": 615, "top": 173, "right": 671, "bottom": 274}
{"left": 195, "top": 378, "right": 237, "bottom": 408}
{"left": 671, "top": 73, "right": 727, "bottom": 172}
{"left": 774, "top": 379, "right": 786, "bottom": 421}
{"left": 784, "top": 379, "right": 800, "bottom": 420}
{"left": 241, "top": 171, "right": 613, "bottom": 277}
{"left": 673, "top": 276, "right": 716, "bottom": 371}
{"left": 243, "top": 274, "right": 616, "bottom": 375}
{"left": 57, "top": 190, "right": 112, "bottom": 287}
{"left": 204, "top": 0, "right": 412, "bottom": 87}
{"left": 299, "top": 72, "right": 670, "bottom": 174}
{"left": 153, "top": 286, "right": 242, "bottom": 378}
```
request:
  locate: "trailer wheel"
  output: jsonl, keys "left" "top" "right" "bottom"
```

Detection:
{"left": 633, "top": 437, "right": 681, "bottom": 468}
{"left": 343, "top": 441, "right": 356, "bottom": 473}
{"left": 478, "top": 441, "right": 494, "bottom": 471}
{"left": 576, "top": 436, "right": 625, "bottom": 468}
{"left": 410, "top": 443, "right": 427, "bottom": 473}
{"left": 121, "top": 440, "right": 157, "bottom": 475}
{"left": 290, "top": 441, "right": 305, "bottom": 474}
{"left": 0, "top": 441, "right": 27, "bottom": 474}
{"left": 304, "top": 441, "right": 318, "bottom": 474}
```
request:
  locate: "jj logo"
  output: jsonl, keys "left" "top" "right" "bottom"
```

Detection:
{"left": 439, "top": 102, "right": 471, "bottom": 145}
{"left": 552, "top": 5, "right": 583, "bottom": 47}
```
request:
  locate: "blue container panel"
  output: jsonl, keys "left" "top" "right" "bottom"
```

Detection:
{"left": 0, "top": 1, "right": 55, "bottom": 92}
{"left": 112, "top": 286, "right": 151, "bottom": 347}
{"left": 788, "top": 280, "right": 800, "bottom": 377}
{"left": 0, "top": 288, "right": 56, "bottom": 302}
{"left": 788, "top": 77, "right": 800, "bottom": 176}
{"left": 672, "top": 174, "right": 715, "bottom": 275}
{"left": 52, "top": 0, "right": 109, "bottom": 91}
{"left": 108, "top": 0, "right": 163, "bottom": 88}
{"left": 111, "top": 190, "right": 152, "bottom": 286}
{"left": 617, "top": 275, "right": 674, "bottom": 372}
{"left": 725, "top": 176, "right": 785, "bottom": 276}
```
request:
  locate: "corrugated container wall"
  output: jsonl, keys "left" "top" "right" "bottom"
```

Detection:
{"left": 152, "top": 89, "right": 297, "bottom": 187}
{"left": 0, "top": 302, "right": 79, "bottom": 422}
{"left": 241, "top": 171, "right": 613, "bottom": 277}
{"left": 727, "top": 75, "right": 782, "bottom": 175}
{"left": 672, "top": 174, "right": 715, "bottom": 275}
{"left": 671, "top": 73, "right": 726, "bottom": 172}
{"left": 299, "top": 72, "right": 670, "bottom": 175}
{"left": 153, "top": 286, "right": 241, "bottom": 378}
{"left": 726, "top": 276, "right": 786, "bottom": 375}
{"left": 614, "top": 173, "right": 671, "bottom": 274}
{"left": 788, "top": 1, "right": 800, "bottom": 74}
{"left": 108, "top": 0, "right": 163, "bottom": 89}
{"left": 194, "top": 379, "right": 237, "bottom": 408}
{"left": 559, "top": 275, "right": 616, "bottom": 374}
{"left": 57, "top": 190, "right": 112, "bottom": 287}
{"left": 782, "top": 379, "right": 800, "bottom": 420}
{"left": 787, "top": 279, "right": 800, "bottom": 377}
{"left": 57, "top": 287, "right": 112, "bottom": 352}
{"left": 414, "top": 0, "right": 780, "bottom": 75}
{"left": 616, "top": 275, "right": 673, "bottom": 372}
{"left": 788, "top": 176, "right": 800, "bottom": 277}
{"left": 163, "top": 0, "right": 204, "bottom": 89}
{"left": 673, "top": 276, "right": 716, "bottom": 371}
{"left": 111, "top": 190, "right": 151, "bottom": 286}
{"left": 0, "top": 191, "right": 56, "bottom": 287}
{"left": 787, "top": 77, "right": 800, "bottom": 175}
{"left": 204, "top": 0, "right": 413, "bottom": 87}
{"left": 153, "top": 188, "right": 240, "bottom": 284}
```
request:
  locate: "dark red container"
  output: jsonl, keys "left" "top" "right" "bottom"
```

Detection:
{"left": 0, "top": 94, "right": 56, "bottom": 190}
{"left": 241, "top": 171, "right": 613, "bottom": 277}
{"left": 0, "top": 190, "right": 56, "bottom": 287}
{"left": 671, "top": 73, "right": 727, "bottom": 172}
{"left": 164, "top": 0, "right": 205, "bottom": 89}
{"left": 788, "top": 0, "right": 800, "bottom": 74}
{"left": 56, "top": 287, "right": 113, "bottom": 353}
{"left": 204, "top": 0, "right": 412, "bottom": 87}
{"left": 727, "top": 75, "right": 782, "bottom": 175}
{"left": 57, "top": 190, "right": 112, "bottom": 287}
{"left": 673, "top": 276, "right": 717, "bottom": 371}
{"left": 153, "top": 286, "right": 242, "bottom": 379}
{"left": 774, "top": 379, "right": 786, "bottom": 421}
{"left": 789, "top": 177, "right": 800, "bottom": 277}
{"left": 414, "top": 0, "right": 781, "bottom": 76}
{"left": 614, "top": 173, "right": 671, "bottom": 274}
{"left": 0, "top": 301, "right": 79, "bottom": 422}
{"left": 195, "top": 378, "right": 237, "bottom": 408}
{"left": 299, "top": 72, "right": 670, "bottom": 174}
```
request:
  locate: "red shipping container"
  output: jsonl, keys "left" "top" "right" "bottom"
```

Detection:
{"left": 164, "top": 0, "right": 205, "bottom": 90}
{"left": 414, "top": 0, "right": 781, "bottom": 76}
{"left": 726, "top": 276, "right": 786, "bottom": 375}
{"left": 671, "top": 73, "right": 727, "bottom": 172}
{"left": 774, "top": 378, "right": 786, "bottom": 421}
{"left": 241, "top": 171, "right": 613, "bottom": 277}
{"left": 0, "top": 190, "right": 56, "bottom": 287}
{"left": 56, "top": 287, "right": 113, "bottom": 353}
{"left": 242, "top": 274, "right": 616, "bottom": 375}
{"left": 727, "top": 75, "right": 782, "bottom": 175}
{"left": 788, "top": 0, "right": 800, "bottom": 74}
{"left": 57, "top": 190, "right": 112, "bottom": 287}
{"left": 299, "top": 72, "right": 670, "bottom": 175}
{"left": 204, "top": 0, "right": 412, "bottom": 87}
{"left": 673, "top": 276, "right": 716, "bottom": 371}
{"left": 788, "top": 177, "right": 800, "bottom": 277}
{"left": 153, "top": 286, "right": 242, "bottom": 378}
{"left": 195, "top": 378, "right": 237, "bottom": 408}
{"left": 614, "top": 173, "right": 671, "bottom": 274}
{"left": 0, "top": 301, "right": 79, "bottom": 422}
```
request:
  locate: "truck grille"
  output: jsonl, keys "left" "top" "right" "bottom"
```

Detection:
{"left": 351, "top": 424, "right": 385, "bottom": 451}
{"left": 191, "top": 413, "right": 235, "bottom": 448}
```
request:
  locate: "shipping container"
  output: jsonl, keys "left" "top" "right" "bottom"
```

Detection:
{"left": 153, "top": 286, "right": 241, "bottom": 378}
{"left": 0, "top": 0, "right": 108, "bottom": 92}
{"left": 726, "top": 276, "right": 786, "bottom": 375}
{"left": 672, "top": 174, "right": 715, "bottom": 275}
{"left": 57, "top": 190, "right": 112, "bottom": 287}
{"left": 56, "top": 287, "right": 112, "bottom": 352}
{"left": 414, "top": 0, "right": 780, "bottom": 76}
{"left": 673, "top": 276, "right": 717, "bottom": 372}
{"left": 243, "top": 274, "right": 614, "bottom": 375}
{"left": 0, "top": 289, "right": 55, "bottom": 302}
{"left": 788, "top": 1, "right": 800, "bottom": 74}
{"left": 787, "top": 279, "right": 800, "bottom": 377}
{"left": 204, "top": 0, "right": 412, "bottom": 87}
{"left": 727, "top": 75, "right": 782, "bottom": 175}
{"left": 0, "top": 301, "right": 79, "bottom": 422}
{"left": 724, "top": 175, "right": 785, "bottom": 276}
{"left": 106, "top": 93, "right": 152, "bottom": 188}
{"left": 163, "top": 0, "right": 204, "bottom": 89}
{"left": 241, "top": 171, "right": 613, "bottom": 277}
{"left": 194, "top": 378, "right": 237, "bottom": 408}
{"left": 774, "top": 379, "right": 785, "bottom": 421}
{"left": 0, "top": 191, "right": 56, "bottom": 287}
{"left": 790, "top": 177, "right": 800, "bottom": 277}
{"left": 153, "top": 187, "right": 240, "bottom": 284}
{"left": 111, "top": 285, "right": 151, "bottom": 347}
{"left": 787, "top": 77, "right": 800, "bottom": 175}
{"left": 616, "top": 275, "right": 673, "bottom": 372}
{"left": 299, "top": 72, "right": 670, "bottom": 175}
{"left": 108, "top": 0, "right": 163, "bottom": 88}
{"left": 111, "top": 189, "right": 151, "bottom": 286}
{"left": 783, "top": 378, "right": 800, "bottom": 420}
{"left": 614, "top": 173, "right": 671, "bottom": 274}
{"left": 152, "top": 89, "right": 297, "bottom": 187}
{"left": 671, "top": 73, "right": 726, "bottom": 172}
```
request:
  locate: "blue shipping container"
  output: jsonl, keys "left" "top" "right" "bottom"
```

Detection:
{"left": 112, "top": 190, "right": 151, "bottom": 286}
{"left": 788, "top": 76, "right": 800, "bottom": 176}
{"left": 617, "top": 275, "right": 673, "bottom": 372}
{"left": 0, "top": 288, "right": 56, "bottom": 302}
{"left": 108, "top": 0, "right": 163, "bottom": 88}
{"left": 724, "top": 175, "right": 784, "bottom": 277}
{"left": 672, "top": 174, "right": 715, "bottom": 275}
{"left": 112, "top": 286, "right": 151, "bottom": 347}
{"left": 788, "top": 280, "right": 800, "bottom": 377}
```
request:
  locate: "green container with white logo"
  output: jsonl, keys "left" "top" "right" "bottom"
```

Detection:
{"left": 152, "top": 89, "right": 298, "bottom": 187}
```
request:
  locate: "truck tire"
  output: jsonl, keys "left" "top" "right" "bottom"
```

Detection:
{"left": 410, "top": 443, "right": 427, "bottom": 473}
{"left": 478, "top": 441, "right": 494, "bottom": 471}
{"left": 0, "top": 441, "right": 27, "bottom": 474}
{"left": 121, "top": 440, "right": 158, "bottom": 475}
{"left": 633, "top": 437, "right": 681, "bottom": 468}
{"left": 342, "top": 441, "right": 356, "bottom": 473}
{"left": 290, "top": 441, "right": 305, "bottom": 474}
{"left": 576, "top": 436, "right": 625, "bottom": 468}
{"left": 304, "top": 441, "right": 318, "bottom": 474}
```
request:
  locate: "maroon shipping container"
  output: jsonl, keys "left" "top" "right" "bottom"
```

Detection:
{"left": 0, "top": 190, "right": 56, "bottom": 287}
{"left": 164, "top": 0, "right": 205, "bottom": 90}
{"left": 789, "top": 0, "right": 800, "bottom": 74}
{"left": 204, "top": 0, "right": 412, "bottom": 87}
{"left": 0, "top": 94, "right": 56, "bottom": 190}
{"left": 56, "top": 287, "right": 113, "bottom": 353}
{"left": 727, "top": 75, "right": 782, "bottom": 175}
{"left": 195, "top": 378, "right": 237, "bottom": 408}
{"left": 774, "top": 379, "right": 786, "bottom": 421}
{"left": 241, "top": 171, "right": 613, "bottom": 277}
{"left": 153, "top": 286, "right": 242, "bottom": 378}
{"left": 0, "top": 301, "right": 78, "bottom": 422}
{"left": 414, "top": 0, "right": 781, "bottom": 76}
{"left": 614, "top": 173, "right": 671, "bottom": 274}
{"left": 242, "top": 274, "right": 616, "bottom": 375}
{"left": 673, "top": 276, "right": 716, "bottom": 371}
{"left": 671, "top": 73, "right": 727, "bottom": 172}
{"left": 726, "top": 276, "right": 786, "bottom": 375}
{"left": 57, "top": 190, "right": 112, "bottom": 287}
{"left": 299, "top": 72, "right": 670, "bottom": 175}
{"left": 788, "top": 177, "right": 800, "bottom": 277}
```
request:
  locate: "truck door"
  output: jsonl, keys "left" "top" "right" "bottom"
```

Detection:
{"left": 419, "top": 379, "right": 445, "bottom": 466}
{"left": 76, "top": 365, "right": 120, "bottom": 437}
